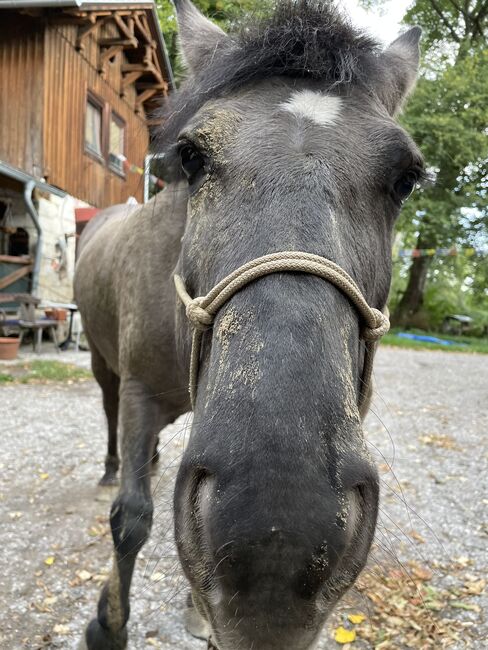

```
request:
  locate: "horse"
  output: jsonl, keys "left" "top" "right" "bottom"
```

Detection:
{"left": 74, "top": 1, "right": 424, "bottom": 648}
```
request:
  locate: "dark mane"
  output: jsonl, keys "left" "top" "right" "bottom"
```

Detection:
{"left": 157, "top": 1, "right": 380, "bottom": 149}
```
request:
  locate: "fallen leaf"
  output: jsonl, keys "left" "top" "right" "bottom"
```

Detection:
{"left": 39, "top": 473, "right": 49, "bottom": 480}
{"left": 76, "top": 569, "right": 92, "bottom": 582}
{"left": 408, "top": 562, "right": 433, "bottom": 581}
{"left": 53, "top": 624, "right": 70, "bottom": 635}
{"left": 334, "top": 626, "right": 356, "bottom": 644}
{"left": 463, "top": 579, "right": 485, "bottom": 595}
{"left": 347, "top": 614, "right": 366, "bottom": 625}
{"left": 44, "top": 556, "right": 55, "bottom": 566}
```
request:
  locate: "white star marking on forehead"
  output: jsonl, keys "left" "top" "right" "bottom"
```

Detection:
{"left": 280, "top": 90, "right": 342, "bottom": 127}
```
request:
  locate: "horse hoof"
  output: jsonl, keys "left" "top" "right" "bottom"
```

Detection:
{"left": 98, "top": 473, "right": 119, "bottom": 487}
{"left": 184, "top": 597, "right": 211, "bottom": 640}
{"left": 84, "top": 618, "right": 128, "bottom": 650}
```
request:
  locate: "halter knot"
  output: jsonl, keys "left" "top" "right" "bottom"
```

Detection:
{"left": 186, "top": 298, "right": 213, "bottom": 331}
{"left": 362, "top": 308, "right": 390, "bottom": 341}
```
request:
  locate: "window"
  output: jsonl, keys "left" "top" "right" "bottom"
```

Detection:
{"left": 84, "top": 92, "right": 130, "bottom": 177}
{"left": 85, "top": 96, "right": 103, "bottom": 158}
{"left": 108, "top": 113, "right": 126, "bottom": 175}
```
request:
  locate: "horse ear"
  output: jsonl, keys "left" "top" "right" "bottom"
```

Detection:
{"left": 174, "top": 0, "right": 230, "bottom": 74}
{"left": 375, "top": 27, "right": 422, "bottom": 116}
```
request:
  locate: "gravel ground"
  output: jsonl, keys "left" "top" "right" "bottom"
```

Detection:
{"left": 0, "top": 346, "right": 486, "bottom": 649}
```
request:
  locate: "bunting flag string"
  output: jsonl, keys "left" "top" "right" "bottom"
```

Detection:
{"left": 118, "top": 155, "right": 165, "bottom": 189}
{"left": 396, "top": 247, "right": 482, "bottom": 259}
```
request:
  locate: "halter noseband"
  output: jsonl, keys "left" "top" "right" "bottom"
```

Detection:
{"left": 174, "top": 251, "right": 390, "bottom": 410}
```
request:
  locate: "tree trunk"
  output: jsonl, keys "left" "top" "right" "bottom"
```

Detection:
{"left": 391, "top": 234, "right": 434, "bottom": 327}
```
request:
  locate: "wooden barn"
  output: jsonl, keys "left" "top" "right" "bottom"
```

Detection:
{"left": 0, "top": 0, "right": 173, "bottom": 304}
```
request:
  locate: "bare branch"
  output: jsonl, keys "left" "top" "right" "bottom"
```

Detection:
{"left": 446, "top": 0, "right": 465, "bottom": 16}
{"left": 471, "top": 0, "right": 488, "bottom": 40}
{"left": 428, "top": 0, "right": 462, "bottom": 41}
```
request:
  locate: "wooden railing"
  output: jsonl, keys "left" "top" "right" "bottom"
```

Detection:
{"left": 0, "top": 255, "right": 33, "bottom": 291}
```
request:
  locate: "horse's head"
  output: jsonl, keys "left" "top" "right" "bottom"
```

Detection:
{"left": 164, "top": 2, "right": 424, "bottom": 648}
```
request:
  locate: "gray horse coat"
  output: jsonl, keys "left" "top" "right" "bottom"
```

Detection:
{"left": 74, "top": 2, "right": 424, "bottom": 649}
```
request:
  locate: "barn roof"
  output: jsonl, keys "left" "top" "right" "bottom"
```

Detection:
{"left": 1, "top": 1, "right": 174, "bottom": 90}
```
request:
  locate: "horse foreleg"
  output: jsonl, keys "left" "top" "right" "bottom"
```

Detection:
{"left": 90, "top": 348, "right": 120, "bottom": 486}
{"left": 99, "top": 378, "right": 120, "bottom": 485}
{"left": 81, "top": 378, "right": 160, "bottom": 650}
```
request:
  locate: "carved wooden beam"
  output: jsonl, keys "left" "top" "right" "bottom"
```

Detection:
{"left": 121, "top": 62, "right": 151, "bottom": 72}
{"left": 121, "top": 61, "right": 164, "bottom": 85}
{"left": 135, "top": 81, "right": 168, "bottom": 90}
{"left": 143, "top": 43, "right": 155, "bottom": 65}
{"left": 135, "top": 87, "right": 158, "bottom": 113}
{"left": 98, "top": 44, "right": 124, "bottom": 70}
{"left": 122, "top": 70, "right": 144, "bottom": 88}
{"left": 99, "top": 37, "right": 138, "bottom": 48}
{"left": 113, "top": 13, "right": 135, "bottom": 41}
{"left": 133, "top": 13, "right": 154, "bottom": 46}
{"left": 76, "top": 16, "right": 109, "bottom": 50}
{"left": 0, "top": 265, "right": 33, "bottom": 291}
{"left": 64, "top": 9, "right": 112, "bottom": 18}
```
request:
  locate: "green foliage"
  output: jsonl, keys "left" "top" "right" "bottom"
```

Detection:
{"left": 390, "top": 253, "right": 488, "bottom": 332}
{"left": 363, "top": 0, "right": 488, "bottom": 330}
{"left": 403, "top": 0, "right": 487, "bottom": 52}
{"left": 397, "top": 46, "right": 487, "bottom": 245}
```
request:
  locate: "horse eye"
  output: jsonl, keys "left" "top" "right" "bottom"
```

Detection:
{"left": 394, "top": 170, "right": 418, "bottom": 202}
{"left": 180, "top": 144, "right": 205, "bottom": 185}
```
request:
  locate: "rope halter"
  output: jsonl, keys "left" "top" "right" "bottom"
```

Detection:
{"left": 174, "top": 251, "right": 390, "bottom": 410}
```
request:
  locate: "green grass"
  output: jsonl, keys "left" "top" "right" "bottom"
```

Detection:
{"left": 382, "top": 328, "right": 488, "bottom": 354}
{"left": 0, "top": 360, "right": 93, "bottom": 384}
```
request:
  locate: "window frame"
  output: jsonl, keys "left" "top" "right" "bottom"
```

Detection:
{"left": 84, "top": 91, "right": 106, "bottom": 164}
{"left": 108, "top": 111, "right": 126, "bottom": 178}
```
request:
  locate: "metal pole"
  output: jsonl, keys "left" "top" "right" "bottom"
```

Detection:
{"left": 23, "top": 180, "right": 42, "bottom": 296}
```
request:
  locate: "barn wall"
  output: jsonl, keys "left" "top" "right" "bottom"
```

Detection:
{"left": 36, "top": 192, "right": 77, "bottom": 304}
{"left": 0, "top": 13, "right": 44, "bottom": 178}
{"left": 43, "top": 21, "right": 149, "bottom": 207}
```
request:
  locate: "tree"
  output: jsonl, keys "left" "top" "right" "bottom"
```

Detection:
{"left": 362, "top": 0, "right": 487, "bottom": 327}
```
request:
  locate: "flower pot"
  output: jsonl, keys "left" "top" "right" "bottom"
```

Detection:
{"left": 0, "top": 337, "right": 20, "bottom": 360}
{"left": 44, "top": 308, "right": 67, "bottom": 321}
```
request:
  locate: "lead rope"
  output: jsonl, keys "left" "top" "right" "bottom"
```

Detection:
{"left": 174, "top": 251, "right": 390, "bottom": 411}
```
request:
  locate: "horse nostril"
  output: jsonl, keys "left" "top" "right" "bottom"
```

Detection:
{"left": 175, "top": 466, "right": 216, "bottom": 587}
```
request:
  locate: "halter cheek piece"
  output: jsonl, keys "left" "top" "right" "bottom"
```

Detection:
{"left": 174, "top": 251, "right": 390, "bottom": 410}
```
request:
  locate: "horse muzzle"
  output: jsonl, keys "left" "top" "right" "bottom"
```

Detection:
{"left": 174, "top": 454, "right": 379, "bottom": 650}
